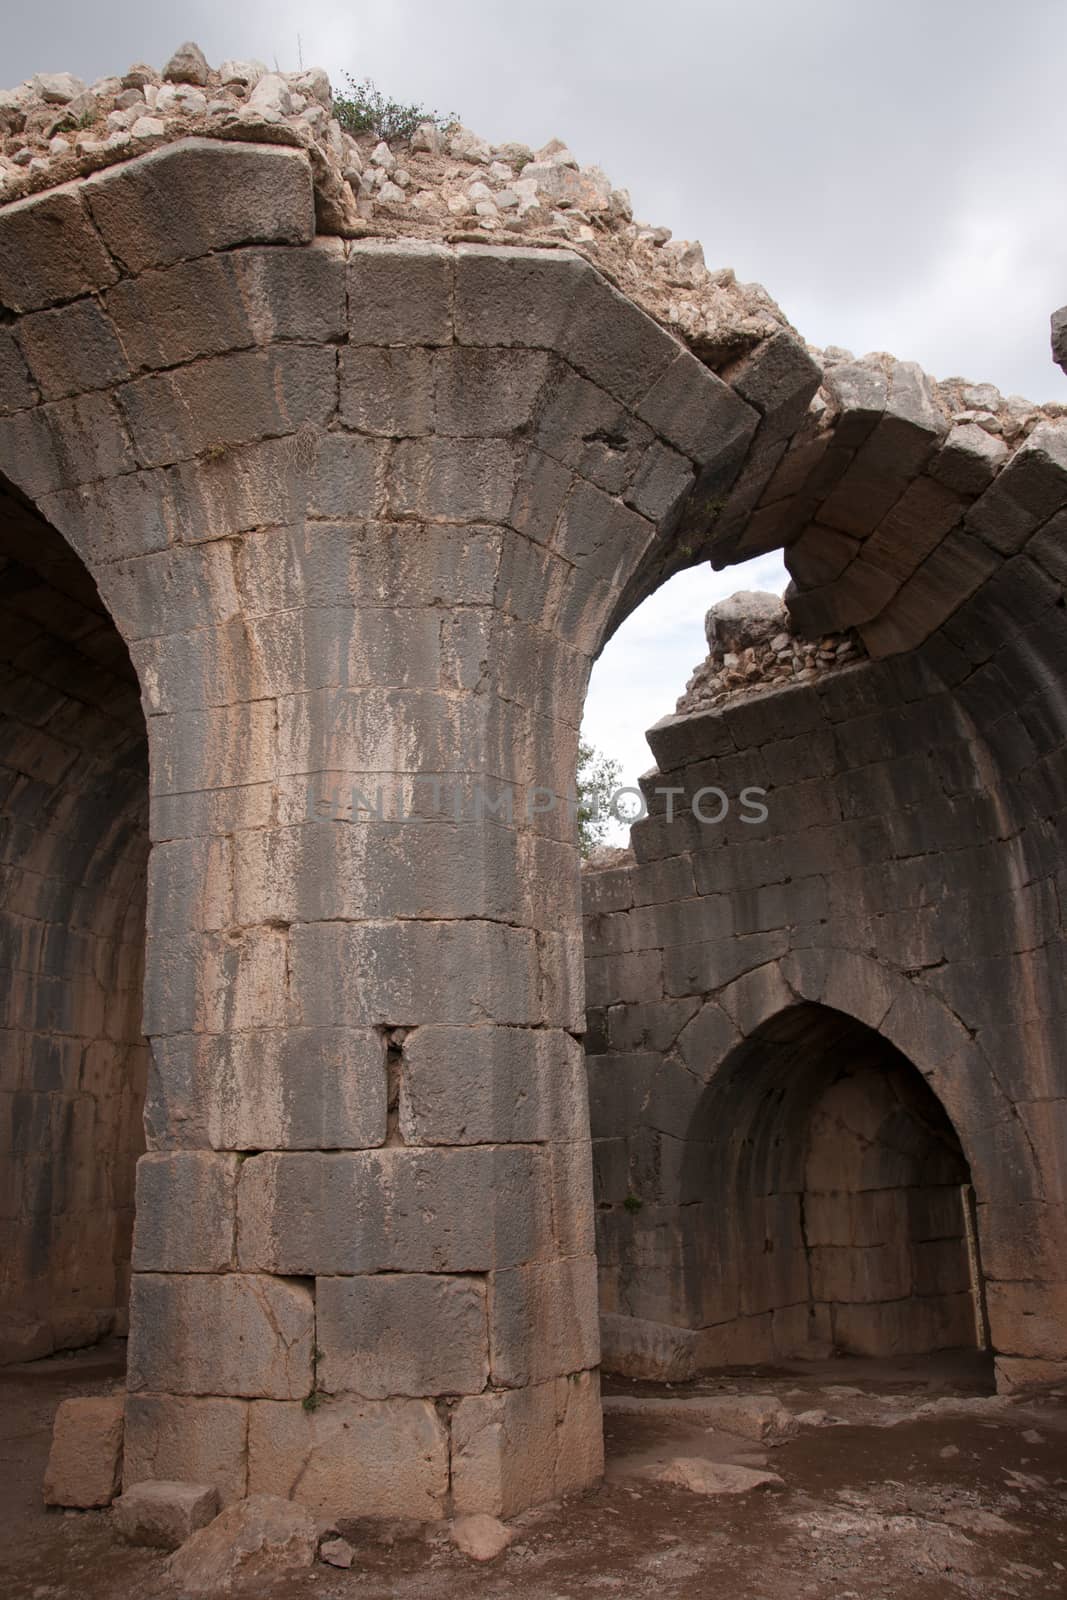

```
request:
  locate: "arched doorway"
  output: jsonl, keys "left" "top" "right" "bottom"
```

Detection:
{"left": 0, "top": 473, "right": 149, "bottom": 1364}
{"left": 679, "top": 1003, "right": 986, "bottom": 1365}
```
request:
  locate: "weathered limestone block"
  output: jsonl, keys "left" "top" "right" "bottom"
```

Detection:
{"left": 127, "top": 1274, "right": 313, "bottom": 1398}
{"left": 146, "top": 1028, "right": 388, "bottom": 1152}
{"left": 316, "top": 1274, "right": 488, "bottom": 1397}
{"left": 397, "top": 1025, "right": 587, "bottom": 1145}
{"left": 389, "top": 436, "right": 519, "bottom": 521}
{"left": 0, "top": 328, "right": 36, "bottom": 413}
{"left": 598, "top": 1313, "right": 698, "bottom": 1381}
{"left": 0, "top": 183, "right": 118, "bottom": 312}
{"left": 105, "top": 241, "right": 346, "bottom": 372}
{"left": 453, "top": 243, "right": 591, "bottom": 350}
{"left": 637, "top": 347, "right": 757, "bottom": 468}
{"left": 248, "top": 1397, "right": 449, "bottom": 1520}
{"left": 985, "top": 1280, "right": 1067, "bottom": 1361}
{"left": 721, "top": 328, "right": 822, "bottom": 438}
{"left": 113, "top": 1479, "right": 219, "bottom": 1549}
{"left": 237, "top": 1147, "right": 553, "bottom": 1275}
{"left": 116, "top": 344, "right": 336, "bottom": 468}
{"left": 451, "top": 1370, "right": 602, "bottom": 1517}
{"left": 348, "top": 239, "right": 453, "bottom": 345}
{"left": 964, "top": 419, "right": 1067, "bottom": 554}
{"left": 488, "top": 1257, "right": 600, "bottom": 1386}
{"left": 929, "top": 422, "right": 1008, "bottom": 496}
{"left": 131, "top": 1152, "right": 239, "bottom": 1272}
{"left": 289, "top": 921, "right": 544, "bottom": 1027}
{"left": 124, "top": 1394, "right": 249, "bottom": 1506}
{"left": 43, "top": 1394, "right": 125, "bottom": 1507}
{"left": 83, "top": 139, "right": 315, "bottom": 272}
{"left": 165, "top": 1494, "right": 318, "bottom": 1593}
{"left": 15, "top": 298, "right": 131, "bottom": 401}
{"left": 433, "top": 347, "right": 553, "bottom": 437}
{"left": 232, "top": 819, "right": 524, "bottom": 926}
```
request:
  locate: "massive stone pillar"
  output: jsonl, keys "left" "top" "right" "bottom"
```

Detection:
{"left": 0, "top": 138, "right": 781, "bottom": 1516}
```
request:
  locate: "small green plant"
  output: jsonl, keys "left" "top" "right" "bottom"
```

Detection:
{"left": 302, "top": 1391, "right": 322, "bottom": 1412}
{"left": 332, "top": 76, "right": 456, "bottom": 143}
{"left": 623, "top": 1193, "right": 643, "bottom": 1215}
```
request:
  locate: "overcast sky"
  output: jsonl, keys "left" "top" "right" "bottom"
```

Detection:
{"left": 8, "top": 2, "right": 1066, "bottom": 828}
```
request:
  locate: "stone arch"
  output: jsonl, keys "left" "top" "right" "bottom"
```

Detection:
{"left": 0, "top": 134, "right": 786, "bottom": 1518}
{"left": 676, "top": 997, "right": 983, "bottom": 1363}
{"left": 0, "top": 470, "right": 149, "bottom": 1363}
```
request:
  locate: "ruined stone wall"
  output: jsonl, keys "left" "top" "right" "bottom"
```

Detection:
{"left": 584, "top": 547, "right": 1067, "bottom": 1390}
{"left": 1, "top": 66, "right": 1066, "bottom": 1521}
{"left": 0, "top": 480, "right": 148, "bottom": 1363}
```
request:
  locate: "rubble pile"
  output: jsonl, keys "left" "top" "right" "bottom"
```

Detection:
{"left": 677, "top": 590, "right": 867, "bottom": 714}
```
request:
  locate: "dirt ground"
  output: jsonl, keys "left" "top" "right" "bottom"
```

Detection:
{"left": 2, "top": 1343, "right": 1065, "bottom": 1599}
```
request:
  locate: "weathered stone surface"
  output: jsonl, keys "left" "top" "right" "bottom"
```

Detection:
{"left": 0, "top": 184, "right": 118, "bottom": 312}
{"left": 105, "top": 242, "right": 346, "bottom": 371}
{"left": 113, "top": 1479, "right": 219, "bottom": 1549}
{"left": 163, "top": 42, "right": 211, "bottom": 86}
{"left": 116, "top": 344, "right": 335, "bottom": 467}
{"left": 248, "top": 1398, "right": 449, "bottom": 1520}
{"left": 84, "top": 140, "right": 315, "bottom": 272}
{"left": 43, "top": 1394, "right": 125, "bottom": 1507}
{"left": 348, "top": 240, "right": 453, "bottom": 345}
{"left": 599, "top": 1312, "right": 697, "bottom": 1381}
{"left": 451, "top": 1513, "right": 513, "bottom": 1561}
{"left": 489, "top": 1256, "right": 600, "bottom": 1386}
{"left": 319, "top": 1536, "right": 355, "bottom": 1567}
{"left": 648, "top": 1459, "right": 784, "bottom": 1495}
{"left": 146, "top": 1028, "right": 388, "bottom": 1152}
{"left": 127, "top": 1274, "right": 313, "bottom": 1398}
{"left": 454, "top": 244, "right": 590, "bottom": 349}
{"left": 131, "top": 1152, "right": 238, "bottom": 1272}
{"left": 237, "top": 1147, "right": 553, "bottom": 1275}
{"left": 452, "top": 1370, "right": 602, "bottom": 1517}
{"left": 316, "top": 1274, "right": 489, "bottom": 1397}
{"left": 166, "top": 1494, "right": 318, "bottom": 1593}
{"left": 123, "top": 1395, "right": 249, "bottom": 1506}
{"left": 398, "top": 1026, "right": 587, "bottom": 1146}
{"left": 15, "top": 298, "right": 130, "bottom": 400}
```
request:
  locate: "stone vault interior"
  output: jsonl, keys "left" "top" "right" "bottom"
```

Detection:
{"left": 0, "top": 474, "right": 149, "bottom": 1364}
{"left": 677, "top": 1003, "right": 983, "bottom": 1364}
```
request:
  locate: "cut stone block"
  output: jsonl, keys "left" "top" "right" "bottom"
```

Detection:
{"left": 451, "top": 1370, "right": 602, "bottom": 1518}
{"left": 248, "top": 1397, "right": 449, "bottom": 1520}
{"left": 43, "top": 1394, "right": 125, "bottom": 1508}
{"left": 316, "top": 1273, "right": 488, "bottom": 1398}
{"left": 113, "top": 1479, "right": 219, "bottom": 1549}
{"left": 127, "top": 1274, "right": 313, "bottom": 1399}
{"left": 123, "top": 1394, "right": 249, "bottom": 1507}
{"left": 84, "top": 140, "right": 315, "bottom": 273}
{"left": 0, "top": 183, "right": 118, "bottom": 312}
{"left": 237, "top": 1146, "right": 553, "bottom": 1276}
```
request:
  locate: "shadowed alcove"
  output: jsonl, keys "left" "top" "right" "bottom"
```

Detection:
{"left": 676, "top": 1004, "right": 985, "bottom": 1364}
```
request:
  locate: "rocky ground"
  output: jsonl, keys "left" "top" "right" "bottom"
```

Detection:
{"left": 2, "top": 1345, "right": 1064, "bottom": 1598}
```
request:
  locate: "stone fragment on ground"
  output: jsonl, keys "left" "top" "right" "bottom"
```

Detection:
{"left": 112, "top": 1479, "right": 218, "bottom": 1549}
{"left": 42, "top": 1394, "right": 125, "bottom": 1508}
{"left": 318, "top": 1534, "right": 355, "bottom": 1568}
{"left": 451, "top": 1512, "right": 513, "bottom": 1561}
{"left": 165, "top": 1494, "right": 318, "bottom": 1593}
{"left": 602, "top": 1392, "right": 797, "bottom": 1443}
{"left": 650, "top": 1457, "right": 784, "bottom": 1496}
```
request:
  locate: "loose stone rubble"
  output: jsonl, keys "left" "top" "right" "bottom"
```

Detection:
{"left": 165, "top": 1494, "right": 319, "bottom": 1593}
{"left": 677, "top": 589, "right": 867, "bottom": 713}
